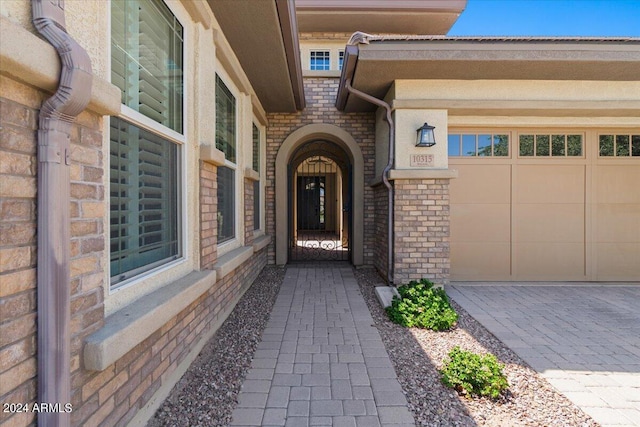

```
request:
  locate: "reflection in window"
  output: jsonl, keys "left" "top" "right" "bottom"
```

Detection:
{"left": 600, "top": 134, "right": 640, "bottom": 157}
{"left": 448, "top": 133, "right": 509, "bottom": 157}
{"left": 520, "top": 134, "right": 583, "bottom": 157}
{"left": 477, "top": 134, "right": 491, "bottom": 156}
{"left": 448, "top": 134, "right": 461, "bottom": 156}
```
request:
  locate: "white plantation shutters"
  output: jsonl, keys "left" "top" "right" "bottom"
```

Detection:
{"left": 111, "top": 0, "right": 183, "bottom": 132}
{"left": 110, "top": 0, "right": 183, "bottom": 286}
{"left": 252, "top": 124, "right": 261, "bottom": 231}
{"left": 110, "top": 118, "right": 180, "bottom": 283}
{"left": 216, "top": 75, "right": 237, "bottom": 243}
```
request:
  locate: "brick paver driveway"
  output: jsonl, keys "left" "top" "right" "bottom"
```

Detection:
{"left": 447, "top": 284, "right": 640, "bottom": 427}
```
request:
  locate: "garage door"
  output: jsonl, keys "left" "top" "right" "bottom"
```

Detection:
{"left": 449, "top": 130, "right": 640, "bottom": 281}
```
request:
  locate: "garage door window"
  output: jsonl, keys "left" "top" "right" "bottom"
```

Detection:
{"left": 519, "top": 134, "right": 582, "bottom": 157}
{"left": 448, "top": 133, "right": 509, "bottom": 157}
{"left": 599, "top": 134, "right": 640, "bottom": 157}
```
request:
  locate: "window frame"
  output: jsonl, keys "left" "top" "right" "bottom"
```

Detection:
{"left": 598, "top": 133, "right": 640, "bottom": 157}
{"left": 517, "top": 133, "right": 585, "bottom": 158}
{"left": 448, "top": 132, "right": 511, "bottom": 158}
{"left": 108, "top": 0, "right": 189, "bottom": 292}
{"left": 310, "top": 50, "right": 331, "bottom": 71}
{"left": 215, "top": 69, "right": 241, "bottom": 253}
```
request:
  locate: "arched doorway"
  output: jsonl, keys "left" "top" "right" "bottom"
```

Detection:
{"left": 288, "top": 140, "right": 352, "bottom": 262}
{"left": 275, "top": 124, "right": 364, "bottom": 266}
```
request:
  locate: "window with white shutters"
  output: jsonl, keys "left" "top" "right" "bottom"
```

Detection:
{"left": 252, "top": 124, "right": 261, "bottom": 231}
{"left": 216, "top": 75, "right": 237, "bottom": 244}
{"left": 110, "top": 0, "right": 184, "bottom": 287}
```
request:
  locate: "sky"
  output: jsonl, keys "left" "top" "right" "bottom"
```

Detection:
{"left": 447, "top": 0, "right": 640, "bottom": 37}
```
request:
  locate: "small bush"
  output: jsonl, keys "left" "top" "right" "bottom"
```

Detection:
{"left": 440, "top": 346, "right": 509, "bottom": 399}
{"left": 385, "top": 279, "right": 458, "bottom": 331}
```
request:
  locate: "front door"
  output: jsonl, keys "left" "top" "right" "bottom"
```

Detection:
{"left": 297, "top": 176, "right": 324, "bottom": 231}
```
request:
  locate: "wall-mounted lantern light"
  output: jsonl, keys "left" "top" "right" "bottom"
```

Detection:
{"left": 416, "top": 122, "right": 436, "bottom": 147}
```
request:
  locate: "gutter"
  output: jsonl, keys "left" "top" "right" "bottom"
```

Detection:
{"left": 32, "top": 1, "right": 93, "bottom": 426}
{"left": 275, "top": 0, "right": 306, "bottom": 110}
{"left": 336, "top": 32, "right": 395, "bottom": 285}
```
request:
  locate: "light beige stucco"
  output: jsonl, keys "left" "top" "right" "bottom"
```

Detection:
{"left": 391, "top": 80, "right": 640, "bottom": 117}
{"left": 275, "top": 124, "right": 365, "bottom": 266}
{"left": 393, "top": 109, "right": 448, "bottom": 169}
{"left": 394, "top": 79, "right": 640, "bottom": 102}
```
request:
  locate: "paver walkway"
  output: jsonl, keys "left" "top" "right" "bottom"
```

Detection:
{"left": 230, "top": 266, "right": 414, "bottom": 427}
{"left": 447, "top": 284, "right": 640, "bottom": 427}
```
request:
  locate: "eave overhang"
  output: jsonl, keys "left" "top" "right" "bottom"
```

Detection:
{"left": 296, "top": 0, "right": 466, "bottom": 35}
{"left": 208, "top": 0, "right": 304, "bottom": 112}
{"left": 336, "top": 36, "right": 640, "bottom": 113}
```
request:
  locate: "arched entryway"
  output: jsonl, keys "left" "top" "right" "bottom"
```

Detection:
{"left": 288, "top": 140, "right": 352, "bottom": 262}
{"left": 275, "top": 124, "right": 364, "bottom": 266}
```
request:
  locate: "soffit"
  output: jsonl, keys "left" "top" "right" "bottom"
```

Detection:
{"left": 343, "top": 39, "right": 640, "bottom": 111}
{"left": 296, "top": 0, "right": 465, "bottom": 35}
{"left": 207, "top": 0, "right": 303, "bottom": 112}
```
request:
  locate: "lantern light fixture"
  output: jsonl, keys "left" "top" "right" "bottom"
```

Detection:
{"left": 416, "top": 122, "right": 436, "bottom": 147}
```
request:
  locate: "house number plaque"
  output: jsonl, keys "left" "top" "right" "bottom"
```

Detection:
{"left": 410, "top": 154, "right": 434, "bottom": 167}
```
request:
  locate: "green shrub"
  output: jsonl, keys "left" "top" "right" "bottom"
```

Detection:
{"left": 440, "top": 346, "right": 509, "bottom": 399}
{"left": 385, "top": 279, "right": 458, "bottom": 331}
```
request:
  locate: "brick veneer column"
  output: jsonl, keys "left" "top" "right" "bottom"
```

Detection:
{"left": 200, "top": 161, "right": 217, "bottom": 269}
{"left": 393, "top": 178, "right": 451, "bottom": 285}
{"left": 372, "top": 183, "right": 389, "bottom": 280}
{"left": 244, "top": 177, "right": 255, "bottom": 246}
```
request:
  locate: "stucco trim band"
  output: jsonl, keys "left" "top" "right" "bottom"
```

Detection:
{"left": 389, "top": 169, "right": 458, "bottom": 180}
{"left": 0, "top": 15, "right": 120, "bottom": 115}
{"left": 84, "top": 270, "right": 217, "bottom": 371}
{"left": 392, "top": 99, "right": 640, "bottom": 116}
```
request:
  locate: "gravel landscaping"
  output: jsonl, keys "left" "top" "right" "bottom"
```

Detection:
{"left": 149, "top": 265, "right": 600, "bottom": 426}
{"left": 148, "top": 266, "right": 285, "bottom": 427}
{"left": 354, "top": 267, "right": 600, "bottom": 427}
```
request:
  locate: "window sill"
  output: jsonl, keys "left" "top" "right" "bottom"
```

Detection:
{"left": 84, "top": 270, "right": 216, "bottom": 371}
{"left": 253, "top": 234, "right": 271, "bottom": 252}
{"left": 214, "top": 245, "right": 254, "bottom": 280}
{"left": 200, "top": 144, "right": 226, "bottom": 166}
{"left": 244, "top": 167, "right": 260, "bottom": 181}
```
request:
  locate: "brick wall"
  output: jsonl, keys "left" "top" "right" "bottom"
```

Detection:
{"left": 298, "top": 32, "right": 352, "bottom": 41}
{"left": 372, "top": 183, "right": 389, "bottom": 280}
{"left": 0, "top": 90, "right": 39, "bottom": 427}
{"left": 72, "top": 248, "right": 267, "bottom": 426}
{"left": 200, "top": 161, "right": 217, "bottom": 270}
{"left": 265, "top": 77, "right": 376, "bottom": 265}
{"left": 393, "top": 179, "right": 451, "bottom": 285}
{"left": 0, "top": 76, "right": 106, "bottom": 426}
{"left": 244, "top": 177, "right": 255, "bottom": 246}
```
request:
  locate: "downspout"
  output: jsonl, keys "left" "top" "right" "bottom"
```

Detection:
{"left": 336, "top": 32, "right": 396, "bottom": 286}
{"left": 32, "top": 1, "right": 93, "bottom": 426}
{"left": 343, "top": 80, "right": 395, "bottom": 285}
